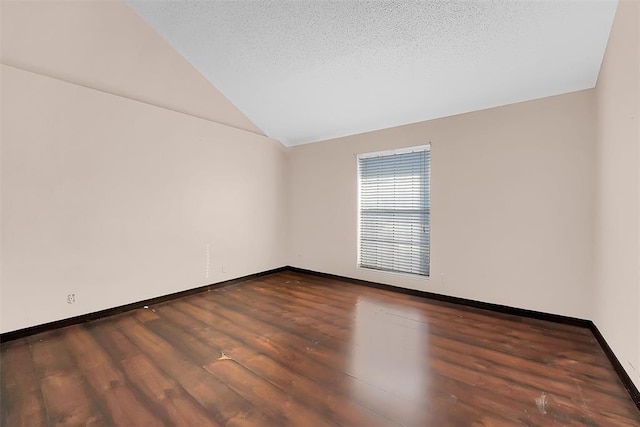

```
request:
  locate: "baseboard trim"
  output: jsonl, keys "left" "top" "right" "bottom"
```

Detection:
{"left": 285, "top": 266, "right": 640, "bottom": 410}
{"left": 588, "top": 322, "right": 640, "bottom": 407}
{"left": 285, "top": 266, "right": 591, "bottom": 327}
{"left": 0, "top": 266, "right": 288, "bottom": 343}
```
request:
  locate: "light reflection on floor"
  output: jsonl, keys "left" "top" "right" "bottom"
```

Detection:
{"left": 348, "top": 297, "right": 430, "bottom": 424}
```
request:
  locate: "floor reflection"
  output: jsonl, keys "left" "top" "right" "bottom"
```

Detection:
{"left": 348, "top": 297, "right": 430, "bottom": 424}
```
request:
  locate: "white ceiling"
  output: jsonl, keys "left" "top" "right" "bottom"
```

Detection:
{"left": 126, "top": 0, "right": 617, "bottom": 147}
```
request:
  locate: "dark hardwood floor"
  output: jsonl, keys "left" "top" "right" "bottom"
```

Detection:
{"left": 2, "top": 270, "right": 639, "bottom": 426}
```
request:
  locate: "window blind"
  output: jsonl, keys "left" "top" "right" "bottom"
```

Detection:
{"left": 358, "top": 147, "right": 430, "bottom": 276}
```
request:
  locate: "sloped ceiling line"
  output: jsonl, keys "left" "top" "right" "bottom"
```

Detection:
{"left": 127, "top": 0, "right": 617, "bottom": 147}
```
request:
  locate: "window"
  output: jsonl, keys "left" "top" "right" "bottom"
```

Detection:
{"left": 357, "top": 145, "right": 430, "bottom": 277}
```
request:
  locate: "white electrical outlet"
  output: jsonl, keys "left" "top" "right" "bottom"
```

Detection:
{"left": 67, "top": 293, "right": 76, "bottom": 304}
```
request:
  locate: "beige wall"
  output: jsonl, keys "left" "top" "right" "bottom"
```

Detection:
{"left": 0, "top": 1, "right": 286, "bottom": 333}
{"left": 288, "top": 90, "right": 596, "bottom": 320}
{"left": 594, "top": 0, "right": 640, "bottom": 389}
{"left": 0, "top": 65, "right": 286, "bottom": 333}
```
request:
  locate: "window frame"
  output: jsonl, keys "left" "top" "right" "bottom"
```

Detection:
{"left": 356, "top": 144, "right": 431, "bottom": 278}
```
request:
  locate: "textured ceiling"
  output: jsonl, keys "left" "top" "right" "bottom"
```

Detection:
{"left": 126, "top": 0, "right": 617, "bottom": 146}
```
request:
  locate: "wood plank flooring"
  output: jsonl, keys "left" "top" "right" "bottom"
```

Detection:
{"left": 2, "top": 270, "right": 639, "bottom": 426}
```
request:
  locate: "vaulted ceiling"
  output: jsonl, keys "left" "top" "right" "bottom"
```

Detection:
{"left": 127, "top": 0, "right": 618, "bottom": 146}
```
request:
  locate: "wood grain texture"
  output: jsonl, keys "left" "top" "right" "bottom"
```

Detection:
{"left": 2, "top": 270, "right": 639, "bottom": 426}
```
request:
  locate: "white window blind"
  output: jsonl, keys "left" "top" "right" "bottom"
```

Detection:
{"left": 358, "top": 146, "right": 430, "bottom": 276}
